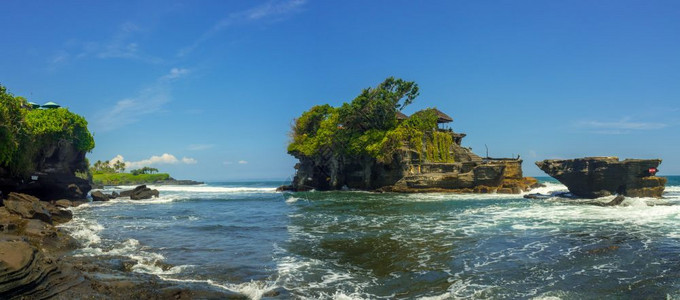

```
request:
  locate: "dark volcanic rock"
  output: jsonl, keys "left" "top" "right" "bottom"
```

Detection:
{"left": 54, "top": 199, "right": 73, "bottom": 208}
{"left": 90, "top": 190, "right": 110, "bottom": 202}
{"left": 120, "top": 185, "right": 160, "bottom": 200}
{"left": 11, "top": 173, "right": 91, "bottom": 201}
{"left": 42, "top": 202, "right": 73, "bottom": 224}
{"left": 536, "top": 157, "right": 667, "bottom": 198}
{"left": 604, "top": 195, "right": 626, "bottom": 206}
{"left": 4, "top": 193, "right": 52, "bottom": 224}
{"left": 0, "top": 141, "right": 91, "bottom": 201}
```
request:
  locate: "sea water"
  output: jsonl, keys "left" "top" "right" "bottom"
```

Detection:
{"left": 59, "top": 177, "right": 680, "bottom": 299}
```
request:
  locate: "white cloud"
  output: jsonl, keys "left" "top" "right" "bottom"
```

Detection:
{"left": 162, "top": 68, "right": 190, "bottom": 80}
{"left": 178, "top": 0, "right": 307, "bottom": 56}
{"left": 182, "top": 157, "right": 198, "bottom": 164}
{"left": 92, "top": 67, "right": 190, "bottom": 132}
{"left": 238, "top": 160, "right": 248, "bottom": 164}
{"left": 110, "top": 153, "right": 198, "bottom": 170}
{"left": 108, "top": 155, "right": 125, "bottom": 166}
{"left": 51, "top": 22, "right": 162, "bottom": 67}
{"left": 575, "top": 118, "right": 667, "bottom": 134}
{"left": 92, "top": 85, "right": 170, "bottom": 132}
{"left": 188, "top": 144, "right": 214, "bottom": 151}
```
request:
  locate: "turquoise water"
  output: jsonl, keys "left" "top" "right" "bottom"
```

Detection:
{"left": 61, "top": 177, "right": 680, "bottom": 299}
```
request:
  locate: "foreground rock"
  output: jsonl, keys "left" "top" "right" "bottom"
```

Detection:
{"left": 3, "top": 193, "right": 53, "bottom": 224}
{"left": 90, "top": 190, "right": 110, "bottom": 202}
{"left": 536, "top": 157, "right": 666, "bottom": 198}
{"left": 120, "top": 185, "right": 160, "bottom": 200}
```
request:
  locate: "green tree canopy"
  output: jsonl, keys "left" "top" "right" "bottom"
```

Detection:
{"left": 0, "top": 84, "right": 95, "bottom": 175}
{"left": 288, "top": 77, "right": 454, "bottom": 163}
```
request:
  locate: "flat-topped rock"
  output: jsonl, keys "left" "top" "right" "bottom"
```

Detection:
{"left": 536, "top": 157, "right": 666, "bottom": 198}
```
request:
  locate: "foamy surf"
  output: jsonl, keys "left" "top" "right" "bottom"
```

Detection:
{"left": 147, "top": 185, "right": 278, "bottom": 194}
{"left": 62, "top": 179, "right": 680, "bottom": 299}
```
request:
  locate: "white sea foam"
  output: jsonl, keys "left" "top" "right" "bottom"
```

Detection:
{"left": 58, "top": 215, "right": 103, "bottom": 246}
{"left": 285, "top": 196, "right": 302, "bottom": 203}
{"left": 148, "top": 185, "right": 278, "bottom": 194}
{"left": 523, "top": 182, "right": 569, "bottom": 196}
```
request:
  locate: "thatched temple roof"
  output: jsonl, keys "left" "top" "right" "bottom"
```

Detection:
{"left": 433, "top": 108, "right": 453, "bottom": 123}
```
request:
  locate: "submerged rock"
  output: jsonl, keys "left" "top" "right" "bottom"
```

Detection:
{"left": 536, "top": 157, "right": 666, "bottom": 198}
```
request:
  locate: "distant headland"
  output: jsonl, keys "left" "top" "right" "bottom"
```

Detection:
{"left": 90, "top": 162, "right": 203, "bottom": 186}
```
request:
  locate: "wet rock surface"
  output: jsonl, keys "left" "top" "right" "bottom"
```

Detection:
{"left": 121, "top": 185, "right": 160, "bottom": 200}
{"left": 90, "top": 190, "right": 111, "bottom": 202}
{"left": 536, "top": 157, "right": 667, "bottom": 198}
{"left": 4, "top": 193, "right": 53, "bottom": 224}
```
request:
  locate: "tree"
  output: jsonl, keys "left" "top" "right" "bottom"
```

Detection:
{"left": 113, "top": 160, "right": 126, "bottom": 173}
{"left": 337, "top": 77, "right": 419, "bottom": 132}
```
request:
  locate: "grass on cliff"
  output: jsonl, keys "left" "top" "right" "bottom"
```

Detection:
{"left": 92, "top": 172, "right": 170, "bottom": 185}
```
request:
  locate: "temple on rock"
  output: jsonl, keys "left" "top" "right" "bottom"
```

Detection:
{"left": 284, "top": 108, "right": 539, "bottom": 194}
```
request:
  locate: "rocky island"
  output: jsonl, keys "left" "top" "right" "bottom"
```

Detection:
{"left": 281, "top": 77, "right": 539, "bottom": 193}
{"left": 536, "top": 157, "right": 667, "bottom": 198}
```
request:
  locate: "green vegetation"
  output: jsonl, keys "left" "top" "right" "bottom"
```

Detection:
{"left": 287, "top": 77, "right": 454, "bottom": 164}
{"left": 91, "top": 160, "right": 168, "bottom": 185}
{"left": 130, "top": 167, "right": 159, "bottom": 175}
{"left": 0, "top": 84, "right": 95, "bottom": 176}
{"left": 92, "top": 172, "right": 170, "bottom": 185}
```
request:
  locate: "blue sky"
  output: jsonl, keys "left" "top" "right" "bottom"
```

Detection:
{"left": 1, "top": 1, "right": 679, "bottom": 180}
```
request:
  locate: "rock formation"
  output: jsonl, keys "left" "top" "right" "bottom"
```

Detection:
{"left": 90, "top": 190, "right": 111, "bottom": 202}
{"left": 119, "top": 185, "right": 160, "bottom": 200}
{"left": 0, "top": 142, "right": 91, "bottom": 201}
{"left": 536, "top": 157, "right": 666, "bottom": 198}
{"left": 285, "top": 130, "right": 539, "bottom": 193}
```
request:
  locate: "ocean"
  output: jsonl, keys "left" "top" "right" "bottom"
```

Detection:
{"left": 59, "top": 177, "right": 680, "bottom": 299}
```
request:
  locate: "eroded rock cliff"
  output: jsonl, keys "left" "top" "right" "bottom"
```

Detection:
{"left": 536, "top": 157, "right": 666, "bottom": 198}
{"left": 0, "top": 142, "right": 91, "bottom": 201}
{"left": 286, "top": 131, "right": 539, "bottom": 193}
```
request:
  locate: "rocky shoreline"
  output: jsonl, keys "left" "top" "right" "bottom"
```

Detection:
{"left": 0, "top": 191, "right": 247, "bottom": 299}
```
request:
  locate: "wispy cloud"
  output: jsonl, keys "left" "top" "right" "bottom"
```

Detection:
{"left": 575, "top": 118, "right": 668, "bottom": 134}
{"left": 223, "top": 160, "right": 248, "bottom": 166}
{"left": 178, "top": 0, "right": 307, "bottom": 56}
{"left": 188, "top": 144, "right": 214, "bottom": 151}
{"left": 50, "top": 22, "right": 162, "bottom": 67}
{"left": 92, "top": 67, "right": 190, "bottom": 132}
{"left": 110, "top": 153, "right": 198, "bottom": 170}
{"left": 162, "top": 68, "right": 190, "bottom": 80}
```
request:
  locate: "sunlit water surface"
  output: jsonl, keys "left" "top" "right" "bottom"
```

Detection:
{"left": 60, "top": 177, "right": 680, "bottom": 299}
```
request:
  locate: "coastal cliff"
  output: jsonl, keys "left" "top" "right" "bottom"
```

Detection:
{"left": 0, "top": 86, "right": 92, "bottom": 200}
{"left": 288, "top": 134, "right": 538, "bottom": 193}
{"left": 536, "top": 157, "right": 666, "bottom": 198}
{"left": 284, "top": 78, "right": 538, "bottom": 193}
